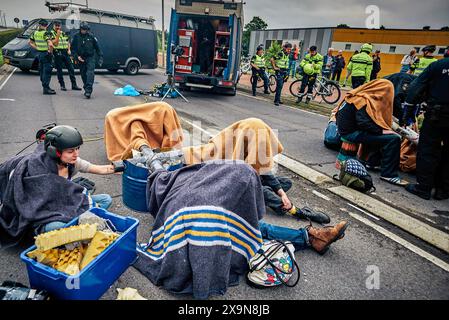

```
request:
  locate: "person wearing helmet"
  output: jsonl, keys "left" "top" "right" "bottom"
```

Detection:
{"left": 250, "top": 46, "right": 270, "bottom": 96}
{"left": 404, "top": 50, "right": 449, "bottom": 200}
{"left": 346, "top": 43, "right": 373, "bottom": 89}
{"left": 51, "top": 20, "right": 81, "bottom": 92}
{"left": 271, "top": 42, "right": 292, "bottom": 106}
{"left": 71, "top": 22, "right": 104, "bottom": 98}
{"left": 29, "top": 19, "right": 56, "bottom": 95}
{"left": 411, "top": 45, "right": 438, "bottom": 76}
{"left": 296, "top": 45, "right": 323, "bottom": 104}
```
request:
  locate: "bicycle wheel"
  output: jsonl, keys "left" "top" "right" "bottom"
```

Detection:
{"left": 249, "top": 75, "right": 265, "bottom": 88}
{"left": 321, "top": 82, "right": 341, "bottom": 105}
{"left": 269, "top": 75, "right": 277, "bottom": 93}
{"left": 289, "top": 79, "right": 304, "bottom": 98}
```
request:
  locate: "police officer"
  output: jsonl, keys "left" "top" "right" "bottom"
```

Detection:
{"left": 51, "top": 20, "right": 81, "bottom": 91}
{"left": 411, "top": 45, "right": 438, "bottom": 76}
{"left": 250, "top": 45, "right": 270, "bottom": 96}
{"left": 271, "top": 42, "right": 292, "bottom": 106}
{"left": 346, "top": 43, "right": 373, "bottom": 89}
{"left": 71, "top": 22, "right": 103, "bottom": 99}
{"left": 404, "top": 47, "right": 449, "bottom": 200}
{"left": 296, "top": 45, "right": 323, "bottom": 104}
{"left": 29, "top": 19, "right": 55, "bottom": 95}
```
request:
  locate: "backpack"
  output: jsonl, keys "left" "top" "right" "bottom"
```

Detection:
{"left": 334, "top": 159, "right": 375, "bottom": 193}
{"left": 246, "top": 240, "right": 300, "bottom": 289}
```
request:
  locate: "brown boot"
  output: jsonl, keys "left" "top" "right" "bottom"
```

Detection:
{"left": 306, "top": 221, "right": 349, "bottom": 255}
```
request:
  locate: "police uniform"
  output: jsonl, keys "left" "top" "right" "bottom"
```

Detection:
{"left": 411, "top": 56, "right": 438, "bottom": 76}
{"left": 30, "top": 27, "right": 54, "bottom": 94}
{"left": 405, "top": 55, "right": 449, "bottom": 200}
{"left": 250, "top": 53, "right": 269, "bottom": 95}
{"left": 51, "top": 29, "right": 80, "bottom": 90}
{"left": 273, "top": 50, "right": 290, "bottom": 105}
{"left": 297, "top": 51, "right": 323, "bottom": 102}
{"left": 71, "top": 26, "right": 103, "bottom": 98}
{"left": 347, "top": 44, "right": 373, "bottom": 89}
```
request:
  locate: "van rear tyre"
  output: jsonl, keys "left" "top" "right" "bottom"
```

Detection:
{"left": 124, "top": 61, "right": 140, "bottom": 75}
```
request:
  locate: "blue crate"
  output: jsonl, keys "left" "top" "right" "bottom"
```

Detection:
{"left": 20, "top": 208, "right": 139, "bottom": 300}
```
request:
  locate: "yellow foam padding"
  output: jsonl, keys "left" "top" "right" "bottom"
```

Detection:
{"left": 52, "top": 246, "right": 85, "bottom": 276}
{"left": 27, "top": 248, "right": 60, "bottom": 266}
{"left": 80, "top": 231, "right": 118, "bottom": 270}
{"left": 34, "top": 224, "right": 98, "bottom": 251}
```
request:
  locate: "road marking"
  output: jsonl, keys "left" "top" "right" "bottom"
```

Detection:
{"left": 274, "top": 154, "right": 333, "bottom": 185}
{"left": 346, "top": 202, "right": 380, "bottom": 221}
{"left": 348, "top": 212, "right": 449, "bottom": 273}
{"left": 312, "top": 190, "right": 331, "bottom": 201}
{"left": 329, "top": 185, "right": 449, "bottom": 254}
{"left": 0, "top": 98, "right": 15, "bottom": 101}
{"left": 0, "top": 67, "right": 17, "bottom": 91}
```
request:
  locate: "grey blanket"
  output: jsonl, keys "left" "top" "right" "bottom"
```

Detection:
{"left": 134, "top": 161, "right": 264, "bottom": 299}
{"left": 0, "top": 144, "right": 90, "bottom": 247}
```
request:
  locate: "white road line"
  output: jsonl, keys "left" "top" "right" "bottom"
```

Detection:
{"left": 0, "top": 67, "right": 17, "bottom": 91}
{"left": 312, "top": 190, "right": 331, "bottom": 201}
{"left": 0, "top": 98, "right": 15, "bottom": 101}
{"left": 348, "top": 212, "right": 449, "bottom": 273}
{"left": 347, "top": 202, "right": 380, "bottom": 221}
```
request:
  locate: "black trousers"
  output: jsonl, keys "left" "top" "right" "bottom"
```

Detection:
{"left": 79, "top": 56, "right": 96, "bottom": 94}
{"left": 331, "top": 69, "right": 342, "bottom": 81}
{"left": 263, "top": 176, "right": 292, "bottom": 215}
{"left": 351, "top": 76, "right": 366, "bottom": 89}
{"left": 416, "top": 116, "right": 449, "bottom": 191}
{"left": 274, "top": 69, "right": 288, "bottom": 103}
{"left": 54, "top": 50, "right": 77, "bottom": 87}
{"left": 38, "top": 51, "right": 53, "bottom": 89}
{"left": 251, "top": 68, "right": 269, "bottom": 94}
{"left": 299, "top": 73, "right": 316, "bottom": 94}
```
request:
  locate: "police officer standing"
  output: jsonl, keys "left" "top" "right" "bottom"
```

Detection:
{"left": 51, "top": 20, "right": 81, "bottom": 91}
{"left": 296, "top": 45, "right": 323, "bottom": 104}
{"left": 271, "top": 42, "right": 292, "bottom": 106}
{"left": 411, "top": 45, "right": 438, "bottom": 76}
{"left": 250, "top": 45, "right": 270, "bottom": 96}
{"left": 29, "top": 19, "right": 55, "bottom": 95}
{"left": 71, "top": 22, "right": 103, "bottom": 99}
{"left": 346, "top": 43, "right": 373, "bottom": 89}
{"left": 404, "top": 47, "right": 449, "bottom": 200}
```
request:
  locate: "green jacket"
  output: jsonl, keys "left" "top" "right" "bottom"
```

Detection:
{"left": 347, "top": 52, "right": 373, "bottom": 81}
{"left": 51, "top": 30, "right": 70, "bottom": 50}
{"left": 299, "top": 53, "right": 323, "bottom": 75}
{"left": 412, "top": 56, "right": 438, "bottom": 75}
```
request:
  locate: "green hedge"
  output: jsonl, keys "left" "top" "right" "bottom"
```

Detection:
{"left": 0, "top": 28, "right": 23, "bottom": 66}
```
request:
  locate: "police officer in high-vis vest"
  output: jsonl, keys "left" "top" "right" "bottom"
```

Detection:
{"left": 71, "top": 22, "right": 103, "bottom": 99}
{"left": 346, "top": 43, "right": 373, "bottom": 89}
{"left": 296, "top": 45, "right": 323, "bottom": 104}
{"left": 29, "top": 19, "right": 55, "bottom": 95}
{"left": 51, "top": 20, "right": 81, "bottom": 91}
{"left": 411, "top": 45, "right": 438, "bottom": 76}
{"left": 250, "top": 45, "right": 270, "bottom": 96}
{"left": 271, "top": 42, "right": 292, "bottom": 106}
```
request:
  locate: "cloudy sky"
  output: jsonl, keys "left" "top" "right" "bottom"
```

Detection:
{"left": 1, "top": 0, "right": 448, "bottom": 30}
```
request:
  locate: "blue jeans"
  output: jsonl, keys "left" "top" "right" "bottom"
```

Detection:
{"left": 288, "top": 60, "right": 297, "bottom": 77}
{"left": 39, "top": 194, "right": 112, "bottom": 234}
{"left": 259, "top": 220, "right": 309, "bottom": 251}
{"left": 263, "top": 176, "right": 292, "bottom": 215}
{"left": 342, "top": 131, "right": 401, "bottom": 178}
{"left": 324, "top": 121, "right": 342, "bottom": 150}
{"left": 274, "top": 69, "right": 288, "bottom": 103}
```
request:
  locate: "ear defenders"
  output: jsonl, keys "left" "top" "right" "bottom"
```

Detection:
{"left": 45, "top": 133, "right": 62, "bottom": 160}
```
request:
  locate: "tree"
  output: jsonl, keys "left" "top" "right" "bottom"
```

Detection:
{"left": 336, "top": 24, "right": 350, "bottom": 28}
{"left": 441, "top": 26, "right": 449, "bottom": 31}
{"left": 242, "top": 16, "right": 268, "bottom": 56}
{"left": 380, "top": 25, "right": 386, "bottom": 30}
{"left": 422, "top": 26, "right": 431, "bottom": 30}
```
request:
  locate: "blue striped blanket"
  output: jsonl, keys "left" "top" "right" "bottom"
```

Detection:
{"left": 134, "top": 161, "right": 264, "bottom": 299}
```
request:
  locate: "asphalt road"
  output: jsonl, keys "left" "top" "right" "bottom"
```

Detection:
{"left": 0, "top": 67, "right": 448, "bottom": 300}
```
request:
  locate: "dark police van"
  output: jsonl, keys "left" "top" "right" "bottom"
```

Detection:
{"left": 2, "top": 2, "right": 158, "bottom": 75}
{"left": 167, "top": 0, "right": 244, "bottom": 95}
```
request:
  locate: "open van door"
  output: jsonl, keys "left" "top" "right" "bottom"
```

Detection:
{"left": 166, "top": 8, "right": 179, "bottom": 74}
{"left": 224, "top": 13, "right": 241, "bottom": 83}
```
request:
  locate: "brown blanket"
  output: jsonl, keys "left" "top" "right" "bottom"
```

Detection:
{"left": 104, "top": 102, "right": 184, "bottom": 161}
{"left": 182, "top": 118, "right": 284, "bottom": 174}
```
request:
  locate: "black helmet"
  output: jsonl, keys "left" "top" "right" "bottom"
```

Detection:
{"left": 80, "top": 21, "right": 90, "bottom": 30}
{"left": 44, "top": 125, "right": 83, "bottom": 159}
{"left": 38, "top": 19, "right": 49, "bottom": 26}
{"left": 422, "top": 45, "right": 436, "bottom": 53}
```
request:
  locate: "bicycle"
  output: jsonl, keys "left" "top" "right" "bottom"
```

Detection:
{"left": 267, "top": 69, "right": 289, "bottom": 93}
{"left": 289, "top": 74, "right": 341, "bottom": 105}
{"left": 249, "top": 68, "right": 277, "bottom": 92}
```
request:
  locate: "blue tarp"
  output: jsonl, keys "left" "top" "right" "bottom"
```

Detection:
{"left": 114, "top": 85, "right": 140, "bottom": 96}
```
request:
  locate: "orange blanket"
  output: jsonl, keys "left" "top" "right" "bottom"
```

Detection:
{"left": 104, "top": 102, "right": 183, "bottom": 161}
{"left": 182, "top": 118, "right": 284, "bottom": 174}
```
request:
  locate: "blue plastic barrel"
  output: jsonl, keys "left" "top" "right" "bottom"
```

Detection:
{"left": 122, "top": 160, "right": 150, "bottom": 213}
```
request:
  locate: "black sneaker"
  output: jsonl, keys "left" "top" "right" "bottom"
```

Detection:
{"left": 60, "top": 86, "right": 67, "bottom": 91}
{"left": 43, "top": 88, "right": 56, "bottom": 95}
{"left": 72, "top": 85, "right": 82, "bottom": 91}
{"left": 84, "top": 92, "right": 91, "bottom": 99}
{"left": 274, "top": 101, "right": 280, "bottom": 106}
{"left": 263, "top": 91, "right": 270, "bottom": 94}
{"left": 252, "top": 92, "right": 256, "bottom": 96}
{"left": 434, "top": 189, "right": 449, "bottom": 201}
{"left": 279, "top": 101, "right": 284, "bottom": 105}
{"left": 405, "top": 184, "right": 431, "bottom": 200}
{"left": 296, "top": 206, "right": 331, "bottom": 224}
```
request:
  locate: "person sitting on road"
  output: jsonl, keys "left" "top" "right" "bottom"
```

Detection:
{"left": 323, "top": 105, "right": 342, "bottom": 151}
{"left": 335, "top": 79, "right": 408, "bottom": 186}
{"left": 260, "top": 172, "right": 330, "bottom": 224}
{"left": 0, "top": 125, "right": 117, "bottom": 246}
